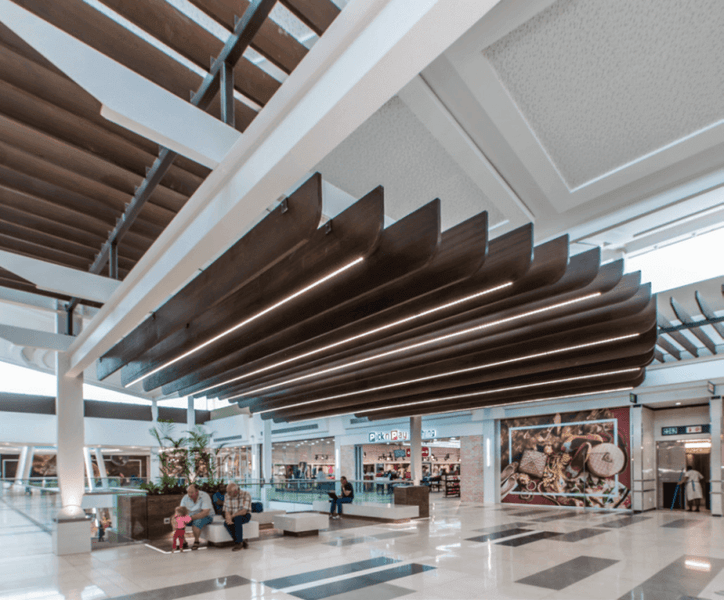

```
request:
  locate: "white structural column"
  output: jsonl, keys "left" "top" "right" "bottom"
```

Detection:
{"left": 631, "top": 405, "right": 656, "bottom": 512}
{"left": 710, "top": 398, "right": 722, "bottom": 516}
{"left": 263, "top": 419, "right": 272, "bottom": 482}
{"left": 93, "top": 448, "right": 108, "bottom": 489}
{"left": 149, "top": 400, "right": 160, "bottom": 483}
{"left": 14, "top": 446, "right": 29, "bottom": 487}
{"left": 54, "top": 308, "right": 91, "bottom": 553}
{"left": 482, "top": 418, "right": 498, "bottom": 505}
{"left": 410, "top": 416, "right": 422, "bottom": 485}
{"left": 83, "top": 447, "right": 95, "bottom": 492}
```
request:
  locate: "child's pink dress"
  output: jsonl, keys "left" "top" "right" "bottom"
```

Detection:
{"left": 172, "top": 515, "right": 191, "bottom": 549}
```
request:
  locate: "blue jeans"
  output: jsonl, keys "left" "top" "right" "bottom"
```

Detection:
{"left": 330, "top": 496, "right": 353, "bottom": 515}
{"left": 191, "top": 515, "right": 214, "bottom": 530}
{"left": 223, "top": 513, "right": 251, "bottom": 543}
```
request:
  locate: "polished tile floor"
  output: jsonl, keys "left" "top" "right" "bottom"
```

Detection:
{"left": 2, "top": 495, "right": 724, "bottom": 600}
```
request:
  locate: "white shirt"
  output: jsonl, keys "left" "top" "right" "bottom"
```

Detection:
{"left": 180, "top": 490, "right": 213, "bottom": 516}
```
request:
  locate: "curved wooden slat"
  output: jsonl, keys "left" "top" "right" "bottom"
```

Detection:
{"left": 0, "top": 29, "right": 210, "bottom": 180}
{"left": 175, "top": 223, "right": 532, "bottom": 399}
{"left": 136, "top": 186, "right": 392, "bottom": 390}
{"left": 98, "top": 0, "right": 281, "bottom": 107}
{"left": 233, "top": 272, "right": 647, "bottom": 408}
{"left": 251, "top": 308, "right": 656, "bottom": 418}
{"left": 98, "top": 173, "right": 324, "bottom": 380}
{"left": 0, "top": 137, "right": 169, "bottom": 238}
{"left": 279, "top": 0, "right": 340, "bottom": 36}
{"left": 11, "top": 0, "right": 257, "bottom": 131}
{"left": 361, "top": 370, "right": 648, "bottom": 422}
{"left": 0, "top": 113, "right": 188, "bottom": 213}
{"left": 174, "top": 209, "right": 486, "bottom": 398}
{"left": 224, "top": 240, "right": 608, "bottom": 403}
{"left": 0, "top": 78, "right": 202, "bottom": 198}
{"left": 282, "top": 356, "right": 650, "bottom": 422}
{"left": 670, "top": 297, "right": 716, "bottom": 354}
{"left": 188, "top": 0, "right": 308, "bottom": 74}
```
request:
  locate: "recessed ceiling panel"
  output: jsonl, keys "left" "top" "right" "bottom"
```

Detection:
{"left": 483, "top": 0, "right": 724, "bottom": 189}
{"left": 315, "top": 96, "right": 506, "bottom": 231}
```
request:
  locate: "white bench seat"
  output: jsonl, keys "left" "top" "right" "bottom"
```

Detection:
{"left": 251, "top": 510, "right": 285, "bottom": 526}
{"left": 312, "top": 500, "right": 418, "bottom": 521}
{"left": 273, "top": 512, "right": 329, "bottom": 536}
{"left": 200, "top": 515, "right": 259, "bottom": 546}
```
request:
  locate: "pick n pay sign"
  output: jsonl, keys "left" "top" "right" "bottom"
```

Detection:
{"left": 368, "top": 429, "right": 436, "bottom": 442}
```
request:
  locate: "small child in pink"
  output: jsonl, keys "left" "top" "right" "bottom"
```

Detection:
{"left": 171, "top": 506, "right": 191, "bottom": 553}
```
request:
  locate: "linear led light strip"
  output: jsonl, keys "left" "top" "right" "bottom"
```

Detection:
{"left": 226, "top": 291, "right": 603, "bottom": 401}
{"left": 256, "top": 333, "right": 640, "bottom": 414}
{"left": 195, "top": 281, "right": 515, "bottom": 396}
{"left": 124, "top": 257, "right": 365, "bottom": 388}
{"left": 303, "top": 371, "right": 639, "bottom": 420}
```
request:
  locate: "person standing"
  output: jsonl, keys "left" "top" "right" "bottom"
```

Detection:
{"left": 683, "top": 467, "right": 704, "bottom": 512}
{"left": 223, "top": 483, "right": 252, "bottom": 551}
{"left": 180, "top": 483, "right": 214, "bottom": 550}
{"left": 329, "top": 476, "right": 354, "bottom": 519}
{"left": 171, "top": 506, "right": 191, "bottom": 553}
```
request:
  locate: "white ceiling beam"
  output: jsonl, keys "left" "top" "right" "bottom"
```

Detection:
{"left": 0, "top": 325, "right": 73, "bottom": 352}
{"left": 0, "top": 287, "right": 61, "bottom": 313}
{"left": 0, "top": 250, "right": 121, "bottom": 304}
{"left": 66, "top": 0, "right": 502, "bottom": 377}
{"left": 0, "top": 0, "right": 240, "bottom": 169}
{"left": 398, "top": 74, "right": 533, "bottom": 233}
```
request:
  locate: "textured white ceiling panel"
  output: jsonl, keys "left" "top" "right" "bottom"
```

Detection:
{"left": 315, "top": 96, "right": 505, "bottom": 231}
{"left": 484, "top": 0, "right": 724, "bottom": 188}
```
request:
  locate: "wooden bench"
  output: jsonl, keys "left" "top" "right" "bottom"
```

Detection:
{"left": 312, "top": 500, "right": 418, "bottom": 521}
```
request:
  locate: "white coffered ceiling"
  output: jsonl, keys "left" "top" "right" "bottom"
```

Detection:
{"left": 316, "top": 0, "right": 724, "bottom": 260}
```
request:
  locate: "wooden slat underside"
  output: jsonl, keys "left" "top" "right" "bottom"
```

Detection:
{"left": 0, "top": 0, "right": 337, "bottom": 299}
{"left": 100, "top": 176, "right": 656, "bottom": 421}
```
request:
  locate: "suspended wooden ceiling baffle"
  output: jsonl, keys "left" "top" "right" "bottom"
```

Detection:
{"left": 98, "top": 172, "right": 656, "bottom": 422}
{"left": 0, "top": 0, "right": 341, "bottom": 304}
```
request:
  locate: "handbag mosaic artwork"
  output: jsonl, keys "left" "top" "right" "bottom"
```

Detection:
{"left": 499, "top": 407, "right": 631, "bottom": 509}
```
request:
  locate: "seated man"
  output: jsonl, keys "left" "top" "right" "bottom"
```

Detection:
{"left": 223, "top": 483, "right": 252, "bottom": 551}
{"left": 180, "top": 483, "right": 213, "bottom": 550}
{"left": 329, "top": 476, "right": 354, "bottom": 519}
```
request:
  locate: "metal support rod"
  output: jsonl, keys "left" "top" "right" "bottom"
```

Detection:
{"left": 659, "top": 314, "right": 724, "bottom": 334}
{"left": 220, "top": 61, "right": 235, "bottom": 127}
{"left": 66, "top": 0, "right": 276, "bottom": 313}
{"left": 66, "top": 304, "right": 74, "bottom": 337}
{"left": 109, "top": 242, "right": 119, "bottom": 280}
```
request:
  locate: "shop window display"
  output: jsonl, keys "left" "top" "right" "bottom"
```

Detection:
{"left": 500, "top": 407, "right": 631, "bottom": 509}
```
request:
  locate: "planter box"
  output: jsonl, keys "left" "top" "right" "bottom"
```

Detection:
{"left": 118, "top": 494, "right": 184, "bottom": 540}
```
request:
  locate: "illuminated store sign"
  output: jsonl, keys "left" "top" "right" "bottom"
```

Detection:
{"left": 661, "top": 424, "right": 710, "bottom": 436}
{"left": 368, "top": 429, "right": 437, "bottom": 442}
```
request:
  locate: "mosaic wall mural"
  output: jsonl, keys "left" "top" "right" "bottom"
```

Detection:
{"left": 501, "top": 407, "right": 631, "bottom": 509}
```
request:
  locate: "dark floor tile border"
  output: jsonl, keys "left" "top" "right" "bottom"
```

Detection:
{"left": 496, "top": 531, "right": 561, "bottom": 546}
{"left": 516, "top": 555, "right": 619, "bottom": 590}
{"left": 290, "top": 564, "right": 435, "bottom": 600}
{"left": 618, "top": 555, "right": 724, "bottom": 600}
{"left": 109, "top": 575, "right": 250, "bottom": 600}
{"left": 552, "top": 528, "right": 608, "bottom": 542}
{"left": 466, "top": 528, "right": 533, "bottom": 543}
{"left": 263, "top": 557, "right": 399, "bottom": 589}
{"left": 661, "top": 519, "right": 707, "bottom": 528}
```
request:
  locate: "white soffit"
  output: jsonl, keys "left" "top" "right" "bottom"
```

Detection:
{"left": 483, "top": 0, "right": 724, "bottom": 190}
{"left": 315, "top": 96, "right": 506, "bottom": 232}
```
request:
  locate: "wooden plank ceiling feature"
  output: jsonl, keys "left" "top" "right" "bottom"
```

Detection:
{"left": 99, "top": 173, "right": 656, "bottom": 422}
{"left": 0, "top": 0, "right": 340, "bottom": 304}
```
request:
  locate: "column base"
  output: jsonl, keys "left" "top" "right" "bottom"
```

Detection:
{"left": 53, "top": 509, "right": 91, "bottom": 555}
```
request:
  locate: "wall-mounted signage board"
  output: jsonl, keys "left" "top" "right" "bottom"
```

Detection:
{"left": 368, "top": 429, "right": 437, "bottom": 442}
{"left": 661, "top": 425, "right": 710, "bottom": 436}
